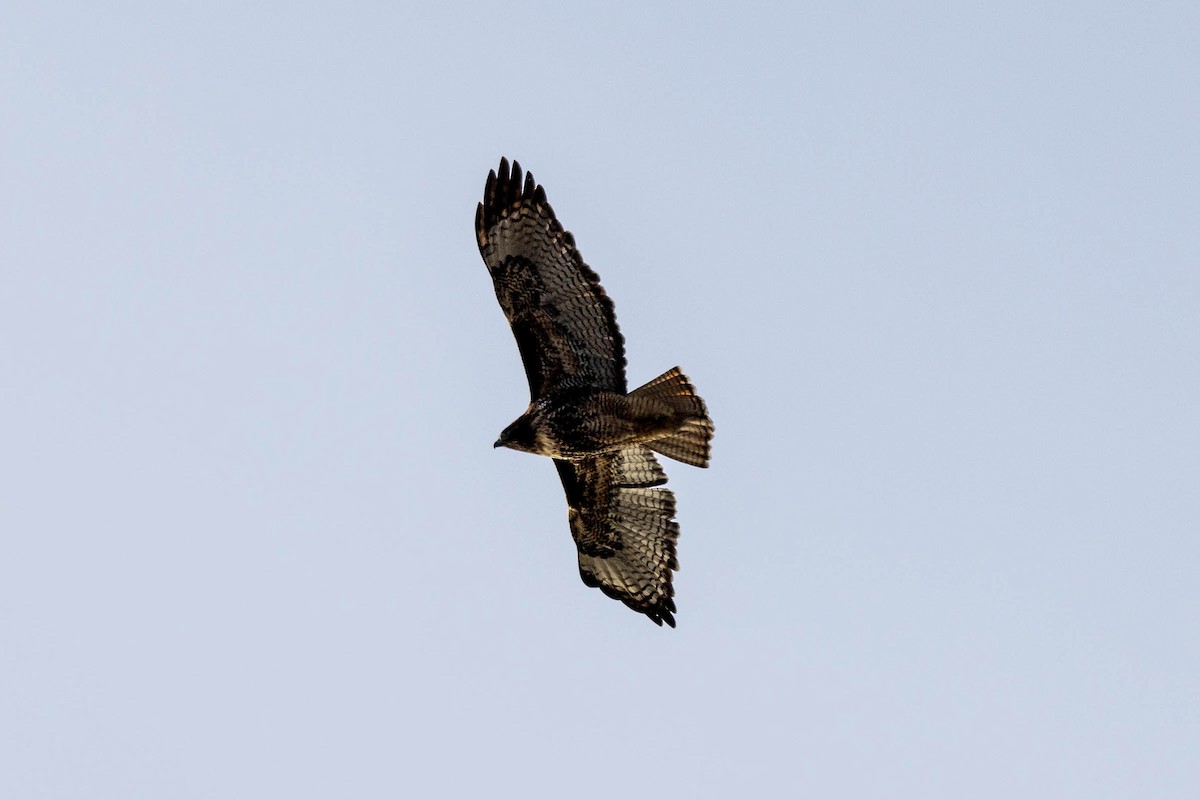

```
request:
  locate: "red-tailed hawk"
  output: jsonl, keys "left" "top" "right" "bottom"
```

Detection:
{"left": 476, "top": 158, "right": 714, "bottom": 627}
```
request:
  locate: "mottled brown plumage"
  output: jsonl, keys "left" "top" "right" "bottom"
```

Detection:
{"left": 476, "top": 158, "right": 714, "bottom": 627}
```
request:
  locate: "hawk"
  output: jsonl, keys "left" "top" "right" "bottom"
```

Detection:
{"left": 475, "top": 158, "right": 714, "bottom": 627}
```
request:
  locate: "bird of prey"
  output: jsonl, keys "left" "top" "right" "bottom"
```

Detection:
{"left": 475, "top": 158, "right": 714, "bottom": 627}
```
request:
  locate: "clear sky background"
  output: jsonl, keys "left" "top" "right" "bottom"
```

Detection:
{"left": 3, "top": 2, "right": 1197, "bottom": 797}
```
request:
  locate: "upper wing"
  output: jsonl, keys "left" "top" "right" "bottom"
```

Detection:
{"left": 554, "top": 447, "right": 680, "bottom": 627}
{"left": 476, "top": 158, "right": 627, "bottom": 398}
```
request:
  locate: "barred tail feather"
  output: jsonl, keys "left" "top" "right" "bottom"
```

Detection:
{"left": 647, "top": 418, "right": 713, "bottom": 468}
{"left": 630, "top": 367, "right": 714, "bottom": 468}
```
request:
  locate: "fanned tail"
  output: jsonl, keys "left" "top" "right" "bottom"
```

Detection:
{"left": 630, "top": 367, "right": 714, "bottom": 468}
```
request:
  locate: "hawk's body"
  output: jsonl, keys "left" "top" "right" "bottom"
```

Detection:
{"left": 476, "top": 158, "right": 713, "bottom": 627}
{"left": 498, "top": 388, "right": 696, "bottom": 460}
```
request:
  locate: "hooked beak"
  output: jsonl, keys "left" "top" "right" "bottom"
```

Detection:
{"left": 493, "top": 437, "right": 505, "bottom": 449}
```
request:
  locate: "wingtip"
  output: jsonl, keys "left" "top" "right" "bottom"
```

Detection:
{"left": 641, "top": 594, "right": 679, "bottom": 628}
{"left": 483, "top": 168, "right": 497, "bottom": 210}
{"left": 510, "top": 160, "right": 522, "bottom": 192}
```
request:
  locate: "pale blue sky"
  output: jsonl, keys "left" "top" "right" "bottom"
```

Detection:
{"left": 3, "top": 2, "right": 1198, "bottom": 797}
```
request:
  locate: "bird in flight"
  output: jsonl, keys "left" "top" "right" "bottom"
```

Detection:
{"left": 475, "top": 158, "right": 714, "bottom": 627}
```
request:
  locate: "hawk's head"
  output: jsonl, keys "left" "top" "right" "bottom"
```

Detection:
{"left": 494, "top": 415, "right": 537, "bottom": 454}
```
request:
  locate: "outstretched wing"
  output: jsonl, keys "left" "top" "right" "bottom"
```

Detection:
{"left": 476, "top": 158, "right": 627, "bottom": 398}
{"left": 554, "top": 447, "right": 680, "bottom": 627}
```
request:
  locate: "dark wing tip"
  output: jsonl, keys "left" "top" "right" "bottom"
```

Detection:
{"left": 610, "top": 584, "right": 680, "bottom": 629}
{"left": 646, "top": 600, "right": 677, "bottom": 628}
{"left": 631, "top": 598, "right": 679, "bottom": 629}
{"left": 578, "top": 563, "right": 679, "bottom": 629}
{"left": 484, "top": 167, "right": 497, "bottom": 205}
{"left": 477, "top": 157, "right": 554, "bottom": 248}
